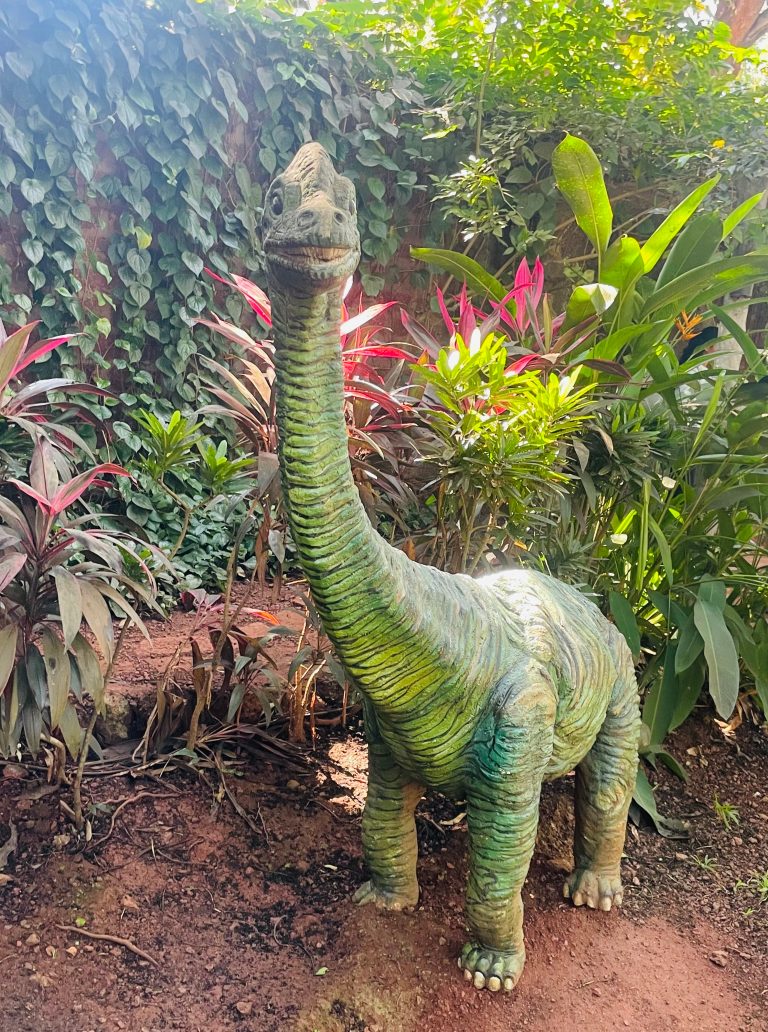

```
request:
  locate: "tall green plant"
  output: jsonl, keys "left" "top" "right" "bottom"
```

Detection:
{"left": 543, "top": 137, "right": 768, "bottom": 746}
{"left": 412, "top": 138, "right": 768, "bottom": 815}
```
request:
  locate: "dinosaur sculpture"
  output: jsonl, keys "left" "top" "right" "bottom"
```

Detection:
{"left": 262, "top": 142, "right": 641, "bottom": 992}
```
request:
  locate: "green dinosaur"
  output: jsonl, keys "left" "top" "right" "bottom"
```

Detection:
{"left": 262, "top": 142, "right": 641, "bottom": 993}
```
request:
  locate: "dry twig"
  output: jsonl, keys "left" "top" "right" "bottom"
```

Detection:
{"left": 88, "top": 791, "right": 178, "bottom": 851}
{"left": 56, "top": 924, "right": 159, "bottom": 967}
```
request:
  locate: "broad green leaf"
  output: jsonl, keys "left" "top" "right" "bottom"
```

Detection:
{"left": 675, "top": 614, "right": 704, "bottom": 674}
{"left": 693, "top": 592, "right": 739, "bottom": 719}
{"left": 602, "top": 236, "right": 643, "bottom": 290}
{"left": 669, "top": 655, "right": 706, "bottom": 731}
{"left": 608, "top": 591, "right": 640, "bottom": 658}
{"left": 0, "top": 625, "right": 18, "bottom": 694}
{"left": 642, "top": 641, "right": 679, "bottom": 746}
{"left": 710, "top": 303, "right": 768, "bottom": 376}
{"left": 58, "top": 702, "right": 86, "bottom": 760}
{"left": 590, "top": 323, "right": 654, "bottom": 361}
{"left": 71, "top": 633, "right": 105, "bottom": 714}
{"left": 648, "top": 592, "right": 687, "bottom": 630}
{"left": 565, "top": 283, "right": 618, "bottom": 326}
{"left": 410, "top": 248, "right": 506, "bottom": 302}
{"left": 655, "top": 213, "right": 722, "bottom": 290}
{"left": 79, "top": 580, "right": 115, "bottom": 661}
{"left": 51, "top": 567, "right": 83, "bottom": 647}
{"left": 631, "top": 766, "right": 689, "bottom": 838}
{"left": 40, "top": 627, "right": 70, "bottom": 728}
{"left": 640, "top": 175, "right": 720, "bottom": 273}
{"left": 722, "top": 191, "right": 764, "bottom": 240}
{"left": 552, "top": 135, "right": 613, "bottom": 258}
{"left": 697, "top": 577, "right": 726, "bottom": 608}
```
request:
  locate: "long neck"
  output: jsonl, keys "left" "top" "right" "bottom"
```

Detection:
{"left": 269, "top": 280, "right": 395, "bottom": 645}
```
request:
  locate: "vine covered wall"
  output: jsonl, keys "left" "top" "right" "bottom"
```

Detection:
{"left": 0, "top": 0, "right": 428, "bottom": 412}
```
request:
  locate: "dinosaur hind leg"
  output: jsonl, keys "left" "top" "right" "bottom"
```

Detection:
{"left": 354, "top": 705, "right": 424, "bottom": 910}
{"left": 565, "top": 666, "right": 641, "bottom": 911}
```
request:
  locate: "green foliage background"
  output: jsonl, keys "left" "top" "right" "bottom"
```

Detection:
{"left": 0, "top": 0, "right": 424, "bottom": 413}
{"left": 1, "top": 0, "right": 767, "bottom": 416}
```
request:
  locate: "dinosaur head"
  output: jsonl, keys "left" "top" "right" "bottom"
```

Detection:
{"left": 262, "top": 142, "right": 361, "bottom": 293}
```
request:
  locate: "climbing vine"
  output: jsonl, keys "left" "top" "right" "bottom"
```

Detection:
{"left": 0, "top": 0, "right": 426, "bottom": 413}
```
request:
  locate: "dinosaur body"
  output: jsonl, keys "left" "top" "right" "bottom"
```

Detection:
{"left": 262, "top": 143, "right": 641, "bottom": 992}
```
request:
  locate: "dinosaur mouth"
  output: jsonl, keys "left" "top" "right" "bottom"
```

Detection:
{"left": 269, "top": 244, "right": 352, "bottom": 264}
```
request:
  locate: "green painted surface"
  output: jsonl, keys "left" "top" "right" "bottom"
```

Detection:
{"left": 263, "top": 143, "right": 641, "bottom": 992}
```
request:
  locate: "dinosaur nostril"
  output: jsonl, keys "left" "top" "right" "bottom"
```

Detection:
{"left": 297, "top": 210, "right": 315, "bottom": 227}
{"left": 333, "top": 211, "right": 346, "bottom": 225}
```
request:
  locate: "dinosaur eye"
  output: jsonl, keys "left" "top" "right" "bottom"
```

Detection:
{"left": 270, "top": 192, "right": 283, "bottom": 216}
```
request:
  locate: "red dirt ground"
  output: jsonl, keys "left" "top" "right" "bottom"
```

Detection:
{"left": 1, "top": 587, "right": 767, "bottom": 1032}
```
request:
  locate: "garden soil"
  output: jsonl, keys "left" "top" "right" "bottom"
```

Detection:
{"left": 1, "top": 586, "right": 766, "bottom": 1032}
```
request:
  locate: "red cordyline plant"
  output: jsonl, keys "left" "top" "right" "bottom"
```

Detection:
{"left": 0, "top": 438, "right": 160, "bottom": 768}
{"left": 198, "top": 270, "right": 421, "bottom": 507}
{"left": 404, "top": 256, "right": 626, "bottom": 381}
{"left": 0, "top": 319, "right": 110, "bottom": 474}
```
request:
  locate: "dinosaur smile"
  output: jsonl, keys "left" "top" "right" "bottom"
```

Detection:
{"left": 269, "top": 244, "right": 351, "bottom": 263}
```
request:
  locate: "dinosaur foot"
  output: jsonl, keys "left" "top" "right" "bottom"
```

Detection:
{"left": 458, "top": 942, "right": 525, "bottom": 992}
{"left": 563, "top": 867, "right": 623, "bottom": 911}
{"left": 352, "top": 880, "right": 418, "bottom": 911}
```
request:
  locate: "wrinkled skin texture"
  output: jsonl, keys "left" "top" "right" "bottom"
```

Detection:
{"left": 263, "top": 143, "right": 641, "bottom": 992}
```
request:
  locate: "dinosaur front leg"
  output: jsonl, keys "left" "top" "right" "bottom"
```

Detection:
{"left": 461, "top": 687, "right": 555, "bottom": 992}
{"left": 354, "top": 732, "right": 424, "bottom": 910}
{"left": 565, "top": 671, "right": 640, "bottom": 911}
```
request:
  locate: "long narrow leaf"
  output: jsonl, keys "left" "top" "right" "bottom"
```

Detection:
{"left": 642, "top": 641, "right": 679, "bottom": 746}
{"left": 40, "top": 627, "right": 70, "bottom": 728}
{"left": 51, "top": 567, "right": 83, "bottom": 647}
{"left": 0, "top": 625, "right": 18, "bottom": 694}
{"left": 79, "top": 580, "right": 115, "bottom": 661}
{"left": 608, "top": 591, "right": 641, "bottom": 658}
{"left": 693, "top": 592, "right": 739, "bottom": 719}
{"left": 709, "top": 303, "right": 768, "bottom": 376}
{"left": 722, "top": 191, "right": 764, "bottom": 240}
{"left": 640, "top": 176, "right": 720, "bottom": 273}
{"left": 410, "top": 248, "right": 507, "bottom": 302}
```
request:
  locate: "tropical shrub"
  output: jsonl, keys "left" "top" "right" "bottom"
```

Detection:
{"left": 399, "top": 271, "right": 601, "bottom": 571}
{"left": 109, "top": 409, "right": 257, "bottom": 593}
{"left": 0, "top": 318, "right": 107, "bottom": 476}
{"left": 0, "top": 440, "right": 157, "bottom": 768}
{"left": 413, "top": 137, "right": 768, "bottom": 760}
{"left": 198, "top": 271, "right": 421, "bottom": 550}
